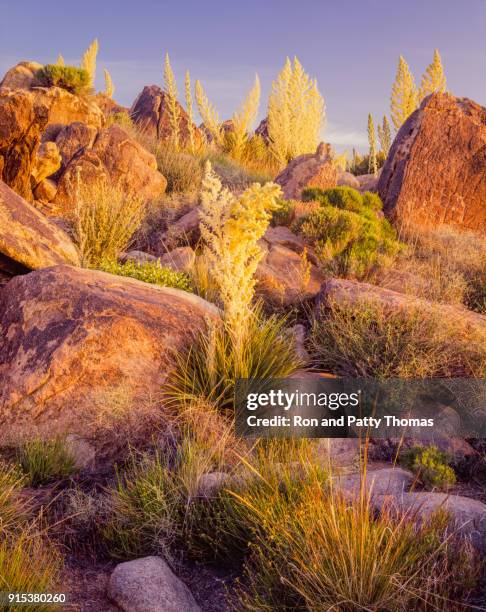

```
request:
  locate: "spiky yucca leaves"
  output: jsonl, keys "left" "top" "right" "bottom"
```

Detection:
{"left": 198, "top": 161, "right": 281, "bottom": 334}
{"left": 195, "top": 80, "right": 223, "bottom": 146}
{"left": 230, "top": 74, "right": 261, "bottom": 160}
{"left": 164, "top": 53, "right": 181, "bottom": 150}
{"left": 268, "top": 57, "right": 325, "bottom": 166}
{"left": 104, "top": 68, "right": 114, "bottom": 98}
{"left": 185, "top": 70, "right": 196, "bottom": 153}
{"left": 419, "top": 49, "right": 447, "bottom": 102}
{"left": 377, "top": 115, "right": 392, "bottom": 157}
{"left": 367, "top": 113, "right": 377, "bottom": 175}
{"left": 80, "top": 38, "right": 98, "bottom": 89}
{"left": 56, "top": 54, "right": 65, "bottom": 67}
{"left": 390, "top": 55, "right": 418, "bottom": 130}
{"left": 166, "top": 310, "right": 303, "bottom": 411}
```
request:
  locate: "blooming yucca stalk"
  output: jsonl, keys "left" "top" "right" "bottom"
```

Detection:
{"left": 419, "top": 48, "right": 447, "bottom": 102}
{"left": 268, "top": 57, "right": 325, "bottom": 166}
{"left": 390, "top": 55, "right": 418, "bottom": 130}
{"left": 199, "top": 161, "right": 281, "bottom": 337}
{"left": 195, "top": 80, "right": 223, "bottom": 147}
{"left": 164, "top": 53, "right": 181, "bottom": 150}
{"left": 231, "top": 74, "right": 261, "bottom": 160}
{"left": 185, "top": 70, "right": 196, "bottom": 153}
{"left": 104, "top": 68, "right": 115, "bottom": 98}
{"left": 80, "top": 38, "right": 98, "bottom": 89}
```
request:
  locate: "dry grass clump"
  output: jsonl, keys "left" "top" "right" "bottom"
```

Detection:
{"left": 72, "top": 178, "right": 146, "bottom": 266}
{"left": 18, "top": 437, "right": 77, "bottom": 487}
{"left": 155, "top": 145, "right": 203, "bottom": 194}
{"left": 375, "top": 224, "right": 486, "bottom": 310}
{"left": 0, "top": 462, "right": 62, "bottom": 609}
{"left": 310, "top": 298, "right": 486, "bottom": 378}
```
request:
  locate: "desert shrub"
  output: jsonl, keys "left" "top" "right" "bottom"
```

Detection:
{"left": 18, "top": 438, "right": 77, "bottom": 487}
{"left": 103, "top": 403, "right": 235, "bottom": 559}
{"left": 188, "top": 446, "right": 476, "bottom": 610}
{"left": 155, "top": 146, "right": 203, "bottom": 194}
{"left": 0, "top": 532, "right": 62, "bottom": 611}
{"left": 72, "top": 178, "right": 146, "bottom": 266}
{"left": 98, "top": 259, "right": 193, "bottom": 292}
{"left": 34, "top": 64, "right": 90, "bottom": 95}
{"left": 401, "top": 446, "right": 456, "bottom": 490}
{"left": 206, "top": 154, "right": 272, "bottom": 190}
{"left": 271, "top": 198, "right": 297, "bottom": 227}
{"left": 385, "top": 224, "right": 486, "bottom": 308}
{"left": 309, "top": 298, "right": 485, "bottom": 378}
{"left": 165, "top": 310, "right": 303, "bottom": 411}
{"left": 295, "top": 188, "right": 400, "bottom": 277}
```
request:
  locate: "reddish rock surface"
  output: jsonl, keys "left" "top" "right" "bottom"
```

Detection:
{"left": 0, "top": 88, "right": 48, "bottom": 199}
{"left": 0, "top": 180, "right": 80, "bottom": 274}
{"left": 54, "top": 125, "right": 167, "bottom": 211}
{"left": 378, "top": 92, "right": 486, "bottom": 232}
{"left": 275, "top": 142, "right": 338, "bottom": 199}
{"left": 0, "top": 61, "right": 43, "bottom": 90}
{"left": 130, "top": 85, "right": 203, "bottom": 147}
{"left": 318, "top": 278, "right": 486, "bottom": 337}
{"left": 0, "top": 265, "right": 219, "bottom": 440}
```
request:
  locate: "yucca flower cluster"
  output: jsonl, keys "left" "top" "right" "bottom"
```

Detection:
{"left": 199, "top": 161, "right": 281, "bottom": 335}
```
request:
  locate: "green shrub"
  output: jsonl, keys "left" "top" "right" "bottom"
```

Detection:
{"left": 98, "top": 259, "right": 193, "bottom": 292}
{"left": 34, "top": 64, "right": 91, "bottom": 95}
{"left": 401, "top": 446, "right": 456, "bottom": 490}
{"left": 271, "top": 198, "right": 297, "bottom": 227}
{"left": 309, "top": 298, "right": 484, "bottom": 378}
{"left": 165, "top": 310, "right": 303, "bottom": 411}
{"left": 18, "top": 438, "right": 77, "bottom": 487}
{"left": 348, "top": 150, "right": 386, "bottom": 175}
{"left": 296, "top": 187, "right": 400, "bottom": 277}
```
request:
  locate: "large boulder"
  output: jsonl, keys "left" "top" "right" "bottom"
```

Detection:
{"left": 256, "top": 226, "right": 325, "bottom": 306}
{"left": 54, "top": 125, "right": 167, "bottom": 212}
{"left": 0, "top": 61, "right": 42, "bottom": 90}
{"left": 378, "top": 92, "right": 486, "bottom": 233}
{"left": 0, "top": 265, "right": 218, "bottom": 440}
{"left": 275, "top": 142, "right": 338, "bottom": 200}
{"left": 0, "top": 180, "right": 80, "bottom": 280}
{"left": 318, "top": 278, "right": 486, "bottom": 338}
{"left": 31, "top": 141, "right": 61, "bottom": 186}
{"left": 108, "top": 556, "right": 200, "bottom": 612}
{"left": 383, "top": 492, "right": 486, "bottom": 554}
{"left": 130, "top": 85, "right": 203, "bottom": 147}
{"left": 33, "top": 86, "right": 104, "bottom": 136}
{"left": 0, "top": 88, "right": 49, "bottom": 199}
{"left": 55, "top": 121, "right": 98, "bottom": 170}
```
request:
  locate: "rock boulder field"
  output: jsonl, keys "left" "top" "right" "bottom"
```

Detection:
{"left": 0, "top": 265, "right": 219, "bottom": 441}
{"left": 0, "top": 180, "right": 80, "bottom": 278}
{"left": 378, "top": 92, "right": 486, "bottom": 233}
{"left": 130, "top": 85, "right": 203, "bottom": 148}
{"left": 275, "top": 142, "right": 338, "bottom": 199}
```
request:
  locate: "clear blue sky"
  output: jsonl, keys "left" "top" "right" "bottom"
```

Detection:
{"left": 2, "top": 0, "right": 486, "bottom": 151}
